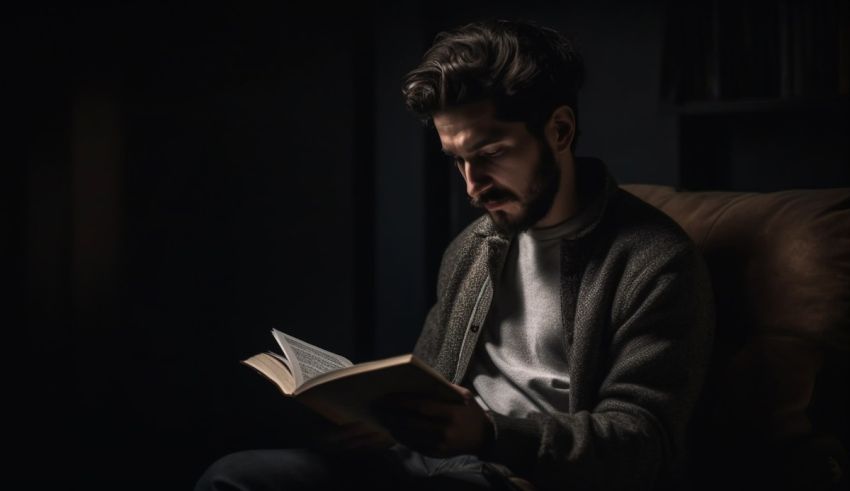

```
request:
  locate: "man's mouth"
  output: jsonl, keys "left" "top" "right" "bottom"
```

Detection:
{"left": 473, "top": 188, "right": 515, "bottom": 210}
{"left": 483, "top": 199, "right": 508, "bottom": 211}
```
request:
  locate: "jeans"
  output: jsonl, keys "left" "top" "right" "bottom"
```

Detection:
{"left": 195, "top": 444, "right": 524, "bottom": 491}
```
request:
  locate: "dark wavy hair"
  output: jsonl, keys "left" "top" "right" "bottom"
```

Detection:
{"left": 402, "top": 18, "right": 585, "bottom": 151}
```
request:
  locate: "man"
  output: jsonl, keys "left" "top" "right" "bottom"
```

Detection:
{"left": 196, "top": 18, "right": 714, "bottom": 491}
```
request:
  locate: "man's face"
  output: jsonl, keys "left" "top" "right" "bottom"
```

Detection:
{"left": 434, "top": 101, "right": 561, "bottom": 235}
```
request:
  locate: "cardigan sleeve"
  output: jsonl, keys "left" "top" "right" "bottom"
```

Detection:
{"left": 479, "top": 244, "right": 715, "bottom": 491}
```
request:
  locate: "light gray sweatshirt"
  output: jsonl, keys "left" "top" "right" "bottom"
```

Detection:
{"left": 465, "top": 215, "right": 584, "bottom": 418}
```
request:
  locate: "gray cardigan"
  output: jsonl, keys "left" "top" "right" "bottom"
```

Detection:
{"left": 413, "top": 157, "right": 715, "bottom": 491}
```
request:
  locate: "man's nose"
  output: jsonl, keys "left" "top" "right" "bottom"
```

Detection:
{"left": 461, "top": 161, "right": 490, "bottom": 197}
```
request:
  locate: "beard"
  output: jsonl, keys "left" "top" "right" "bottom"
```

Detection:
{"left": 471, "top": 140, "right": 561, "bottom": 235}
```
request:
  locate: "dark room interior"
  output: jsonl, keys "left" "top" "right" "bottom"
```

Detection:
{"left": 8, "top": 1, "right": 849, "bottom": 489}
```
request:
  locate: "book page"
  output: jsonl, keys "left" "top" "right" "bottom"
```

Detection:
{"left": 268, "top": 351, "right": 292, "bottom": 372}
{"left": 241, "top": 352, "right": 297, "bottom": 395}
{"left": 271, "top": 328, "right": 353, "bottom": 386}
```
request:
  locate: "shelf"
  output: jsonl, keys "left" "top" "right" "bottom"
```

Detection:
{"left": 676, "top": 97, "right": 849, "bottom": 115}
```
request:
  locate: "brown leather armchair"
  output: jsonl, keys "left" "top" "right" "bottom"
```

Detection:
{"left": 622, "top": 184, "right": 850, "bottom": 491}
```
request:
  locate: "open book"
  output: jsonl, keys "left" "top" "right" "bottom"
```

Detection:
{"left": 242, "top": 328, "right": 462, "bottom": 440}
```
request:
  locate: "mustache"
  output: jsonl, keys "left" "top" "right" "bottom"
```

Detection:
{"left": 470, "top": 187, "right": 518, "bottom": 208}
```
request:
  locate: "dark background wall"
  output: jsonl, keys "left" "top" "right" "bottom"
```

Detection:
{"left": 8, "top": 1, "right": 847, "bottom": 489}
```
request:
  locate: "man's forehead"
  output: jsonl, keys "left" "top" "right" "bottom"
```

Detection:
{"left": 438, "top": 128, "right": 511, "bottom": 157}
{"left": 434, "top": 102, "right": 518, "bottom": 153}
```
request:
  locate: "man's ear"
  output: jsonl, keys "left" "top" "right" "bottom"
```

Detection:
{"left": 546, "top": 105, "right": 576, "bottom": 154}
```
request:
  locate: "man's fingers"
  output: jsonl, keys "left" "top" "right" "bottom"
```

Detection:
{"left": 376, "top": 408, "right": 446, "bottom": 448}
{"left": 315, "top": 421, "right": 394, "bottom": 452}
{"left": 336, "top": 431, "right": 394, "bottom": 451}
{"left": 374, "top": 396, "right": 456, "bottom": 423}
{"left": 323, "top": 421, "right": 369, "bottom": 438}
{"left": 370, "top": 388, "right": 488, "bottom": 457}
{"left": 319, "top": 422, "right": 382, "bottom": 444}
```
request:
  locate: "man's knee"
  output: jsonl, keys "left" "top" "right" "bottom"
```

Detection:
{"left": 194, "top": 448, "right": 336, "bottom": 491}
{"left": 195, "top": 450, "right": 270, "bottom": 491}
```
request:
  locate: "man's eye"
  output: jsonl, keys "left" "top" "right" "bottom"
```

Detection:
{"left": 482, "top": 150, "right": 504, "bottom": 159}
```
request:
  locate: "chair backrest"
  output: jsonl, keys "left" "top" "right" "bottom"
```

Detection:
{"left": 621, "top": 184, "right": 850, "bottom": 490}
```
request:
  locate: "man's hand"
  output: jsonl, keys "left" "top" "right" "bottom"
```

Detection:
{"left": 372, "top": 384, "right": 494, "bottom": 458}
{"left": 312, "top": 421, "right": 395, "bottom": 455}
